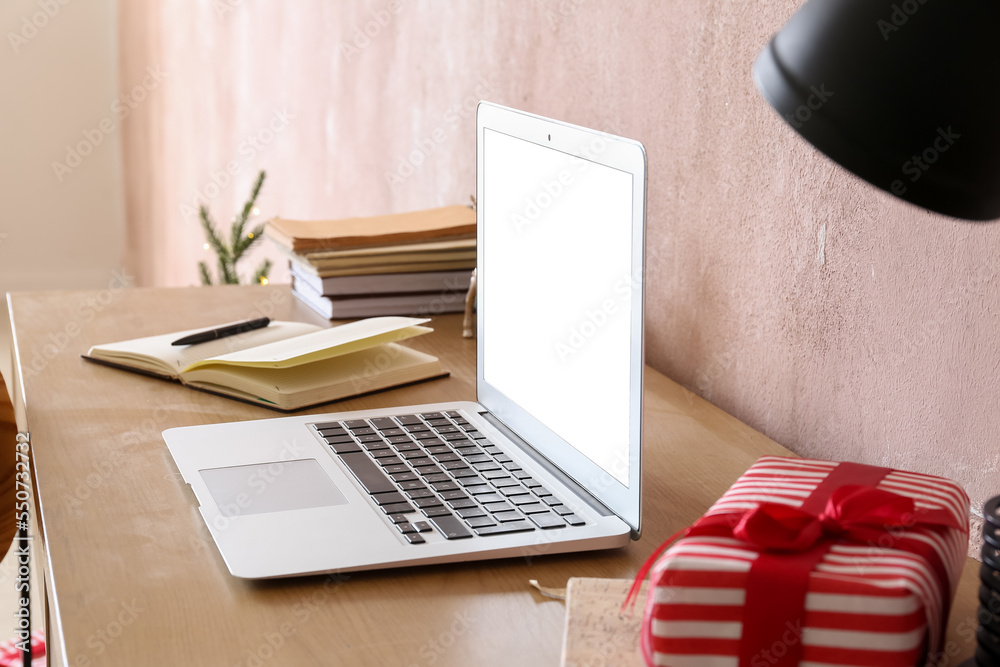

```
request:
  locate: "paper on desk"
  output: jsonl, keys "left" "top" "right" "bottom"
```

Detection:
{"left": 560, "top": 578, "right": 646, "bottom": 667}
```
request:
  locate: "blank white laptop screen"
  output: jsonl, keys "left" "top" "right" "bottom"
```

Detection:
{"left": 481, "top": 127, "right": 635, "bottom": 486}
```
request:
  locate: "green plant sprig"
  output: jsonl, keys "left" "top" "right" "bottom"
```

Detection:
{"left": 198, "top": 170, "right": 271, "bottom": 285}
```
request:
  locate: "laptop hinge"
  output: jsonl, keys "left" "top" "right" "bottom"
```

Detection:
{"left": 477, "top": 410, "right": 616, "bottom": 519}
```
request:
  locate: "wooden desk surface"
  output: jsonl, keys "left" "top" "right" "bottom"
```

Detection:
{"left": 7, "top": 285, "right": 983, "bottom": 667}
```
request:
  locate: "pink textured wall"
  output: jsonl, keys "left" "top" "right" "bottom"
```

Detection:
{"left": 120, "top": 1, "right": 1000, "bottom": 524}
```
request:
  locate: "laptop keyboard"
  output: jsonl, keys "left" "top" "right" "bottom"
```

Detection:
{"left": 313, "top": 410, "right": 585, "bottom": 544}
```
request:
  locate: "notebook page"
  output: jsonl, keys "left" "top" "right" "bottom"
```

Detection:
{"left": 182, "top": 344, "right": 443, "bottom": 409}
{"left": 88, "top": 321, "right": 321, "bottom": 376}
{"left": 183, "top": 316, "right": 431, "bottom": 371}
{"left": 183, "top": 343, "right": 440, "bottom": 399}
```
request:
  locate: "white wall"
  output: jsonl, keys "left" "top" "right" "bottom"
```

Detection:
{"left": 0, "top": 0, "right": 126, "bottom": 385}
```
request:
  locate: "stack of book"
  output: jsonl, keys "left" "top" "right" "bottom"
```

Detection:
{"left": 267, "top": 205, "right": 476, "bottom": 319}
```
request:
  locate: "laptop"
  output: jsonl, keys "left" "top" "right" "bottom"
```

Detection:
{"left": 163, "top": 102, "right": 647, "bottom": 578}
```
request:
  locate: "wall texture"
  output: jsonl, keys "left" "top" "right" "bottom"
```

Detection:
{"left": 119, "top": 1, "right": 1000, "bottom": 523}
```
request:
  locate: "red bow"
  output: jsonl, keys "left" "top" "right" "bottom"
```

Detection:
{"left": 718, "top": 484, "right": 960, "bottom": 552}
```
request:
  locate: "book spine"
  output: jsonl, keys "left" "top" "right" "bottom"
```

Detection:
{"left": 289, "top": 264, "right": 472, "bottom": 296}
{"left": 291, "top": 282, "right": 466, "bottom": 320}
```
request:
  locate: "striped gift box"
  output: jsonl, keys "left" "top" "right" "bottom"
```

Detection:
{"left": 641, "top": 456, "right": 969, "bottom": 667}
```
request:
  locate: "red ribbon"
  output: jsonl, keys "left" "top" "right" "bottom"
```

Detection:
{"left": 629, "top": 469, "right": 963, "bottom": 667}
{"left": 695, "top": 484, "right": 960, "bottom": 551}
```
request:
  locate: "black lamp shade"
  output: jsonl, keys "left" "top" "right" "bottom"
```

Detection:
{"left": 754, "top": 0, "right": 1000, "bottom": 221}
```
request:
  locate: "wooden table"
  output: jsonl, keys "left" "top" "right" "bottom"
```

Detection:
{"left": 6, "top": 286, "right": 983, "bottom": 667}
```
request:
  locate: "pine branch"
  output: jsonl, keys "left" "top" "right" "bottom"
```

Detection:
{"left": 230, "top": 214, "right": 244, "bottom": 257}
{"left": 248, "top": 220, "right": 267, "bottom": 239}
{"left": 199, "top": 206, "right": 231, "bottom": 264}
{"left": 232, "top": 171, "right": 266, "bottom": 256}
{"left": 197, "top": 169, "right": 268, "bottom": 286}
{"left": 198, "top": 261, "right": 213, "bottom": 285}
{"left": 233, "top": 220, "right": 265, "bottom": 259}
{"left": 252, "top": 258, "right": 273, "bottom": 285}
{"left": 240, "top": 171, "right": 266, "bottom": 227}
{"left": 217, "top": 254, "right": 237, "bottom": 285}
{"left": 237, "top": 220, "right": 268, "bottom": 257}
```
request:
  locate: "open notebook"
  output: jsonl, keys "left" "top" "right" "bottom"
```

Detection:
{"left": 83, "top": 317, "right": 446, "bottom": 410}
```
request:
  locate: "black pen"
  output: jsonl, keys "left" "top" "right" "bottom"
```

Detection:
{"left": 171, "top": 317, "right": 271, "bottom": 346}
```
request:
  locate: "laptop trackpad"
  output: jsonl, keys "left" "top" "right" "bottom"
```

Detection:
{"left": 200, "top": 459, "right": 348, "bottom": 517}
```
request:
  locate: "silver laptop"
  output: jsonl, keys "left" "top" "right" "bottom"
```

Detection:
{"left": 163, "top": 102, "right": 647, "bottom": 578}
